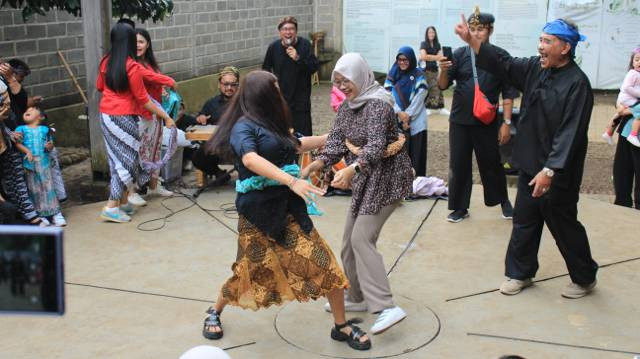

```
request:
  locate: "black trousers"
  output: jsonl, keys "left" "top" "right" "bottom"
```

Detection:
{"left": 448, "top": 122, "right": 508, "bottom": 210}
{"left": 191, "top": 146, "right": 224, "bottom": 176}
{"left": 613, "top": 123, "right": 640, "bottom": 209}
{"left": 505, "top": 173, "right": 598, "bottom": 285}
{"left": 407, "top": 130, "right": 427, "bottom": 177}
{"left": 292, "top": 110, "right": 312, "bottom": 136}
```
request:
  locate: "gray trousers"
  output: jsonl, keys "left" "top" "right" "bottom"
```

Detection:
{"left": 342, "top": 202, "right": 398, "bottom": 313}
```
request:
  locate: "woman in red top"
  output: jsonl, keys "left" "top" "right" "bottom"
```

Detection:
{"left": 96, "top": 23, "right": 175, "bottom": 223}
{"left": 127, "top": 28, "right": 177, "bottom": 206}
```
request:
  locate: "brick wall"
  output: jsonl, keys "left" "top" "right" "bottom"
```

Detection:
{"left": 0, "top": 0, "right": 317, "bottom": 110}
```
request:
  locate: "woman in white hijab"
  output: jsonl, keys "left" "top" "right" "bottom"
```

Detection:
{"left": 303, "top": 53, "right": 414, "bottom": 335}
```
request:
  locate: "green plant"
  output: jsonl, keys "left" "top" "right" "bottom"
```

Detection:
{"left": 0, "top": 0, "right": 174, "bottom": 22}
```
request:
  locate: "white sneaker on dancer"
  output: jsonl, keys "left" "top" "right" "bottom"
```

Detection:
{"left": 439, "top": 108, "right": 451, "bottom": 116}
{"left": 426, "top": 109, "right": 432, "bottom": 116}
{"left": 370, "top": 306, "right": 406, "bottom": 334}
{"left": 128, "top": 192, "right": 147, "bottom": 206}
{"left": 52, "top": 213, "right": 67, "bottom": 227}
{"left": 324, "top": 299, "right": 367, "bottom": 313}
{"left": 148, "top": 183, "right": 173, "bottom": 197}
{"left": 38, "top": 217, "right": 51, "bottom": 227}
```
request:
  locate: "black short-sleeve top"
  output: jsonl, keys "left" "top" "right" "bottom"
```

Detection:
{"left": 229, "top": 117, "right": 312, "bottom": 242}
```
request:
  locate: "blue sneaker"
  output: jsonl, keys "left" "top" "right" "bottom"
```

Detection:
{"left": 100, "top": 207, "right": 131, "bottom": 223}
{"left": 120, "top": 203, "right": 135, "bottom": 216}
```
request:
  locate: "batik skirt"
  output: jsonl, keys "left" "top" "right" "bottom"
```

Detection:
{"left": 100, "top": 113, "right": 141, "bottom": 201}
{"left": 221, "top": 215, "right": 348, "bottom": 310}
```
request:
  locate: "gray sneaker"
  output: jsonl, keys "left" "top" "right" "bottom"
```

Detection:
{"left": 499, "top": 278, "right": 533, "bottom": 295}
{"left": 324, "top": 299, "right": 367, "bottom": 313}
{"left": 561, "top": 280, "right": 596, "bottom": 299}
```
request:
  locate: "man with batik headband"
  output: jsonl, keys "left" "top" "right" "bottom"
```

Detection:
{"left": 438, "top": 8, "right": 517, "bottom": 223}
{"left": 262, "top": 16, "right": 319, "bottom": 136}
{"left": 455, "top": 17, "right": 599, "bottom": 298}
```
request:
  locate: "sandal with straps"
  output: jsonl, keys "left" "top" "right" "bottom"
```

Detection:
{"left": 202, "top": 307, "right": 223, "bottom": 340}
{"left": 331, "top": 320, "right": 371, "bottom": 350}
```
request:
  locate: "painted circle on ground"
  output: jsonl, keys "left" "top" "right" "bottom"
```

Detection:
{"left": 274, "top": 295, "right": 440, "bottom": 358}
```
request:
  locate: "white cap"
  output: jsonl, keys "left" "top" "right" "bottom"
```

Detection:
{"left": 179, "top": 345, "right": 231, "bottom": 359}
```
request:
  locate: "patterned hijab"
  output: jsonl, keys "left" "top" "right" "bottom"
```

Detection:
{"left": 332, "top": 53, "right": 394, "bottom": 110}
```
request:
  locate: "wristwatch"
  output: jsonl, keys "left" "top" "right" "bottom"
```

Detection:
{"left": 504, "top": 118, "right": 512, "bottom": 125}
{"left": 542, "top": 167, "right": 554, "bottom": 178}
{"left": 351, "top": 162, "right": 361, "bottom": 174}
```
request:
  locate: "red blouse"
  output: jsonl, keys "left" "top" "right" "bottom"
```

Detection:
{"left": 96, "top": 57, "right": 150, "bottom": 116}
{"left": 140, "top": 64, "right": 174, "bottom": 103}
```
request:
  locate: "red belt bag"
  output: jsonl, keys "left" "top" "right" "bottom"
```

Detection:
{"left": 470, "top": 49, "right": 497, "bottom": 125}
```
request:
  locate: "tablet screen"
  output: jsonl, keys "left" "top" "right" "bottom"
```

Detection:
{"left": 0, "top": 226, "right": 64, "bottom": 315}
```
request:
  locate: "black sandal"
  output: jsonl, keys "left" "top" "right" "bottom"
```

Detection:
{"left": 202, "top": 307, "right": 223, "bottom": 340}
{"left": 331, "top": 320, "right": 371, "bottom": 350}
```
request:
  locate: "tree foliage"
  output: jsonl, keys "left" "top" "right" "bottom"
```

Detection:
{"left": 0, "top": 0, "right": 174, "bottom": 23}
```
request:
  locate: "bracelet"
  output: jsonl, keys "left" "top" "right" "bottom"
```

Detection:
{"left": 287, "top": 177, "right": 298, "bottom": 188}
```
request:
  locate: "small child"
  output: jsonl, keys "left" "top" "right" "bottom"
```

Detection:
{"left": 603, "top": 49, "right": 640, "bottom": 146}
{"left": 14, "top": 106, "right": 66, "bottom": 226}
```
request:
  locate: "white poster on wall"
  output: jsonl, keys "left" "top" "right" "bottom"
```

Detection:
{"left": 598, "top": 0, "right": 640, "bottom": 89}
{"left": 343, "top": 0, "right": 548, "bottom": 76}
{"left": 343, "top": 0, "right": 640, "bottom": 89}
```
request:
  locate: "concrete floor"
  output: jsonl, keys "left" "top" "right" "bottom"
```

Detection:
{"left": 1, "top": 182, "right": 639, "bottom": 359}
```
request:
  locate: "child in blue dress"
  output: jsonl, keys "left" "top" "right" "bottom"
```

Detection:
{"left": 14, "top": 106, "right": 66, "bottom": 226}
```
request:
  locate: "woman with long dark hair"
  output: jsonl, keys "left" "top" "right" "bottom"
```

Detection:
{"left": 127, "top": 28, "right": 177, "bottom": 206}
{"left": 419, "top": 26, "right": 448, "bottom": 115}
{"left": 202, "top": 70, "right": 371, "bottom": 351}
{"left": 96, "top": 23, "right": 175, "bottom": 223}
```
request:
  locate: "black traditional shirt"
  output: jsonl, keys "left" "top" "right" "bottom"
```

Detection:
{"left": 445, "top": 46, "right": 519, "bottom": 126}
{"left": 198, "top": 94, "right": 229, "bottom": 125}
{"left": 262, "top": 37, "right": 319, "bottom": 112}
{"left": 475, "top": 43, "right": 593, "bottom": 188}
{"left": 230, "top": 117, "right": 312, "bottom": 243}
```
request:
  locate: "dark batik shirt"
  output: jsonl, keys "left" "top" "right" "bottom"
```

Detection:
{"left": 262, "top": 37, "right": 319, "bottom": 112}
{"left": 316, "top": 99, "right": 413, "bottom": 216}
{"left": 230, "top": 117, "right": 312, "bottom": 243}
{"left": 445, "top": 45, "right": 519, "bottom": 126}
{"left": 475, "top": 43, "right": 593, "bottom": 188}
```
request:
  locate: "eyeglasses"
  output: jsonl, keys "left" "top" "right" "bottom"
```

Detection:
{"left": 333, "top": 78, "right": 352, "bottom": 87}
{"left": 396, "top": 58, "right": 410, "bottom": 64}
{"left": 280, "top": 26, "right": 296, "bottom": 32}
{"left": 220, "top": 82, "right": 239, "bottom": 88}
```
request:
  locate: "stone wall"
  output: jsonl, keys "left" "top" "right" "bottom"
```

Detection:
{"left": 0, "top": 0, "right": 316, "bottom": 110}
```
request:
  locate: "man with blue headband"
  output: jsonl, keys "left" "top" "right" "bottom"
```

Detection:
{"left": 454, "top": 16, "right": 598, "bottom": 299}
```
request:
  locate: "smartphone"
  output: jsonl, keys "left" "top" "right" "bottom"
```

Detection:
{"left": 442, "top": 46, "right": 453, "bottom": 61}
{"left": 0, "top": 226, "right": 65, "bottom": 315}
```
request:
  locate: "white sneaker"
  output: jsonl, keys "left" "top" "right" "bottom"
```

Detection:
{"left": 601, "top": 132, "right": 614, "bottom": 145}
{"left": 628, "top": 134, "right": 640, "bottom": 147}
{"left": 370, "top": 306, "right": 407, "bottom": 334}
{"left": 148, "top": 184, "right": 173, "bottom": 197}
{"left": 439, "top": 108, "right": 451, "bottom": 116}
{"left": 323, "top": 299, "right": 368, "bottom": 313}
{"left": 426, "top": 109, "right": 432, "bottom": 116}
{"left": 38, "top": 217, "right": 50, "bottom": 227}
{"left": 128, "top": 192, "right": 147, "bottom": 206}
{"left": 52, "top": 213, "right": 67, "bottom": 227}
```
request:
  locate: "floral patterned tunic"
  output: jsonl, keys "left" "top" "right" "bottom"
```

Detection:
{"left": 316, "top": 99, "right": 413, "bottom": 215}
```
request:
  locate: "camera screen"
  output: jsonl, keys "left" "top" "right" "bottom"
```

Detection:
{"left": 0, "top": 226, "right": 64, "bottom": 315}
